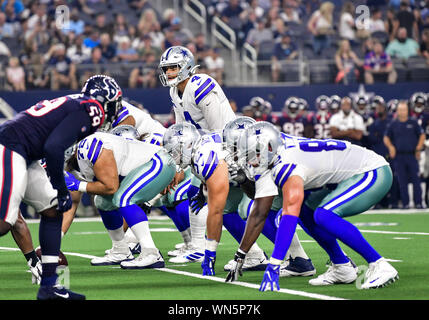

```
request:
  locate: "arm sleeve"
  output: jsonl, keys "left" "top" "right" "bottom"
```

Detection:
{"left": 44, "top": 110, "right": 93, "bottom": 196}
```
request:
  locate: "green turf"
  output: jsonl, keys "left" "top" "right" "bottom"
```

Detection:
{"left": 1, "top": 211, "right": 429, "bottom": 300}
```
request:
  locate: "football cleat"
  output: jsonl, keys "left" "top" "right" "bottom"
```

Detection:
{"left": 360, "top": 258, "right": 399, "bottom": 289}
{"left": 309, "top": 261, "right": 357, "bottom": 286}
{"left": 37, "top": 284, "right": 86, "bottom": 300}
{"left": 224, "top": 251, "right": 268, "bottom": 272}
{"left": 120, "top": 248, "right": 165, "bottom": 269}
{"left": 279, "top": 257, "right": 316, "bottom": 277}
{"left": 168, "top": 243, "right": 194, "bottom": 257}
{"left": 169, "top": 248, "right": 204, "bottom": 263}
{"left": 91, "top": 245, "right": 133, "bottom": 266}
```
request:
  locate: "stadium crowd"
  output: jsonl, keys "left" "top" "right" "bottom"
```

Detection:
{"left": 0, "top": 0, "right": 429, "bottom": 90}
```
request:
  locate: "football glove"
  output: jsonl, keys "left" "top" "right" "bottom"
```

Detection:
{"left": 201, "top": 250, "right": 216, "bottom": 276}
{"left": 57, "top": 191, "right": 72, "bottom": 213}
{"left": 64, "top": 171, "right": 80, "bottom": 191}
{"left": 190, "top": 184, "right": 206, "bottom": 215}
{"left": 27, "top": 257, "right": 42, "bottom": 285}
{"left": 225, "top": 250, "right": 246, "bottom": 282}
{"left": 259, "top": 263, "right": 280, "bottom": 292}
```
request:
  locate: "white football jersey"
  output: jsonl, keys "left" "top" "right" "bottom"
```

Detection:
{"left": 254, "top": 135, "right": 388, "bottom": 198}
{"left": 76, "top": 132, "right": 162, "bottom": 182}
{"left": 170, "top": 73, "right": 236, "bottom": 131}
{"left": 113, "top": 100, "right": 166, "bottom": 136}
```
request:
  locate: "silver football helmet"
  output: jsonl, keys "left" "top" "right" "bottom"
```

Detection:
{"left": 237, "top": 121, "right": 283, "bottom": 180}
{"left": 222, "top": 116, "right": 256, "bottom": 157}
{"left": 158, "top": 46, "right": 199, "bottom": 87}
{"left": 64, "top": 144, "right": 77, "bottom": 162}
{"left": 163, "top": 123, "right": 200, "bottom": 169}
{"left": 109, "top": 125, "right": 140, "bottom": 140}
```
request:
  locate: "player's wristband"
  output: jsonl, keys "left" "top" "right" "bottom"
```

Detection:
{"left": 78, "top": 182, "right": 88, "bottom": 193}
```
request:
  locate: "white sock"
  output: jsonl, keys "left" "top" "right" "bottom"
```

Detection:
{"left": 130, "top": 221, "right": 156, "bottom": 249}
{"left": 107, "top": 226, "right": 125, "bottom": 242}
{"left": 287, "top": 232, "right": 309, "bottom": 259}
{"left": 189, "top": 205, "right": 207, "bottom": 251}
{"left": 180, "top": 228, "right": 192, "bottom": 245}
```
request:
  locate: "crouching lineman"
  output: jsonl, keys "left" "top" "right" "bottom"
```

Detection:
{"left": 0, "top": 74, "right": 123, "bottom": 299}
{"left": 234, "top": 122, "right": 398, "bottom": 291}
{"left": 65, "top": 128, "right": 176, "bottom": 269}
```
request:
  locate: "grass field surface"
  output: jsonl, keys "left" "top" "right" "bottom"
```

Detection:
{"left": 1, "top": 210, "right": 429, "bottom": 302}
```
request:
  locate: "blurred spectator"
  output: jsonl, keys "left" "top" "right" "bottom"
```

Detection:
{"left": 393, "top": 0, "right": 419, "bottom": 41}
{"left": 47, "top": 43, "right": 78, "bottom": 90}
{"left": 81, "top": 46, "right": 108, "bottom": 85}
{"left": 84, "top": 30, "right": 101, "bottom": 49}
{"left": 112, "top": 13, "right": 131, "bottom": 43}
{"left": 6, "top": 56, "right": 25, "bottom": 91}
{"left": 160, "top": 8, "right": 176, "bottom": 31}
{"left": 137, "top": 8, "right": 159, "bottom": 36}
{"left": 386, "top": 27, "right": 419, "bottom": 60}
{"left": 116, "top": 36, "right": 139, "bottom": 62}
{"left": 3, "top": 0, "right": 21, "bottom": 24}
{"left": 334, "top": 39, "right": 363, "bottom": 84}
{"left": 162, "top": 27, "right": 180, "bottom": 51}
{"left": 19, "top": 38, "right": 40, "bottom": 66}
{"left": 369, "top": 8, "right": 387, "bottom": 35}
{"left": 0, "top": 39, "right": 11, "bottom": 56}
{"left": 272, "top": 18, "right": 288, "bottom": 42}
{"left": 307, "top": 1, "right": 335, "bottom": 55}
{"left": 280, "top": 4, "right": 301, "bottom": 24}
{"left": 194, "top": 32, "right": 210, "bottom": 62}
{"left": 245, "top": 18, "right": 273, "bottom": 50}
{"left": 339, "top": 2, "right": 356, "bottom": 43}
{"left": 27, "top": 3, "right": 47, "bottom": 30}
{"left": 384, "top": 101, "right": 425, "bottom": 209}
{"left": 170, "top": 17, "right": 193, "bottom": 45}
{"left": 271, "top": 32, "right": 298, "bottom": 82}
{"left": 329, "top": 96, "right": 365, "bottom": 146}
{"left": 386, "top": 7, "right": 397, "bottom": 41}
{"left": 67, "top": 34, "right": 91, "bottom": 64}
{"left": 0, "top": 11, "right": 17, "bottom": 38}
{"left": 220, "top": 0, "right": 246, "bottom": 38}
{"left": 1, "top": 0, "right": 25, "bottom": 16}
{"left": 136, "top": 34, "right": 161, "bottom": 61}
{"left": 63, "top": 8, "right": 85, "bottom": 36}
{"left": 364, "top": 40, "right": 397, "bottom": 84}
{"left": 94, "top": 13, "right": 113, "bottom": 36}
{"left": 420, "top": 28, "right": 429, "bottom": 65}
{"left": 26, "top": 54, "right": 49, "bottom": 89}
{"left": 204, "top": 47, "right": 225, "bottom": 85}
{"left": 249, "top": 0, "right": 265, "bottom": 19}
{"left": 129, "top": 52, "right": 158, "bottom": 88}
{"left": 98, "top": 33, "right": 117, "bottom": 61}
{"left": 129, "top": 0, "right": 152, "bottom": 13}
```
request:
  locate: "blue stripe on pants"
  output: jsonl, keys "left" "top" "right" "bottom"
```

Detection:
{"left": 0, "top": 148, "right": 13, "bottom": 221}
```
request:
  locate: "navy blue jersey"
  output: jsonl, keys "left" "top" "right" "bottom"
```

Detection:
{"left": 310, "top": 111, "right": 331, "bottom": 139}
{"left": 413, "top": 111, "right": 429, "bottom": 138}
{"left": 272, "top": 112, "right": 313, "bottom": 137}
{"left": 0, "top": 93, "right": 105, "bottom": 195}
{"left": 367, "top": 114, "right": 393, "bottom": 158}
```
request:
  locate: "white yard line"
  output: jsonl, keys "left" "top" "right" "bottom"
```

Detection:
{"left": 0, "top": 246, "right": 346, "bottom": 300}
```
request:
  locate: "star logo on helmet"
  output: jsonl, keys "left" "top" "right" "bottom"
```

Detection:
{"left": 255, "top": 129, "right": 261, "bottom": 135}
{"left": 180, "top": 49, "right": 188, "bottom": 57}
{"left": 237, "top": 124, "right": 245, "bottom": 129}
{"left": 174, "top": 130, "right": 183, "bottom": 136}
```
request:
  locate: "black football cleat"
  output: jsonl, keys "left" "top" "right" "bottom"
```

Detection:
{"left": 37, "top": 285, "right": 86, "bottom": 300}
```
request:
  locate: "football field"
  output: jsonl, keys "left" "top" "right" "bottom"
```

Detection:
{"left": 1, "top": 210, "right": 429, "bottom": 301}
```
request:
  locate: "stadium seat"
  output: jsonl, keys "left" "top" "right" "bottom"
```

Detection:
{"left": 308, "top": 60, "right": 334, "bottom": 84}
{"left": 257, "top": 39, "right": 276, "bottom": 61}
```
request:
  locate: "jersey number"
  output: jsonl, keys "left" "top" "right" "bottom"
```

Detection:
{"left": 27, "top": 97, "right": 68, "bottom": 117}
{"left": 298, "top": 139, "right": 346, "bottom": 152}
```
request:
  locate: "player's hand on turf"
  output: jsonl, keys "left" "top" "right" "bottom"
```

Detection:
{"left": 225, "top": 250, "right": 245, "bottom": 282}
{"left": 190, "top": 184, "right": 206, "bottom": 214}
{"left": 201, "top": 250, "right": 216, "bottom": 276}
{"left": 57, "top": 191, "right": 72, "bottom": 213}
{"left": 259, "top": 263, "right": 280, "bottom": 292}
{"left": 64, "top": 171, "right": 80, "bottom": 191}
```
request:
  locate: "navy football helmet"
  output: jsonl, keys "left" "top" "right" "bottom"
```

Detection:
{"left": 410, "top": 92, "right": 427, "bottom": 114}
{"left": 81, "top": 75, "right": 123, "bottom": 129}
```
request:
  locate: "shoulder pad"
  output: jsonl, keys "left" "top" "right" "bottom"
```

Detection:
{"left": 271, "top": 155, "right": 297, "bottom": 188}
{"left": 189, "top": 74, "right": 216, "bottom": 105}
{"left": 77, "top": 134, "right": 104, "bottom": 165}
{"left": 192, "top": 147, "right": 220, "bottom": 182}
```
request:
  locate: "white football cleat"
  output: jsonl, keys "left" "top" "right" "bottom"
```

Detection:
{"left": 360, "top": 258, "right": 399, "bottom": 289}
{"left": 175, "top": 242, "right": 185, "bottom": 250}
{"left": 168, "top": 243, "right": 193, "bottom": 257}
{"left": 309, "top": 261, "right": 357, "bottom": 286}
{"left": 120, "top": 248, "right": 164, "bottom": 269}
{"left": 169, "top": 246, "right": 204, "bottom": 263}
{"left": 92, "top": 245, "right": 134, "bottom": 266}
